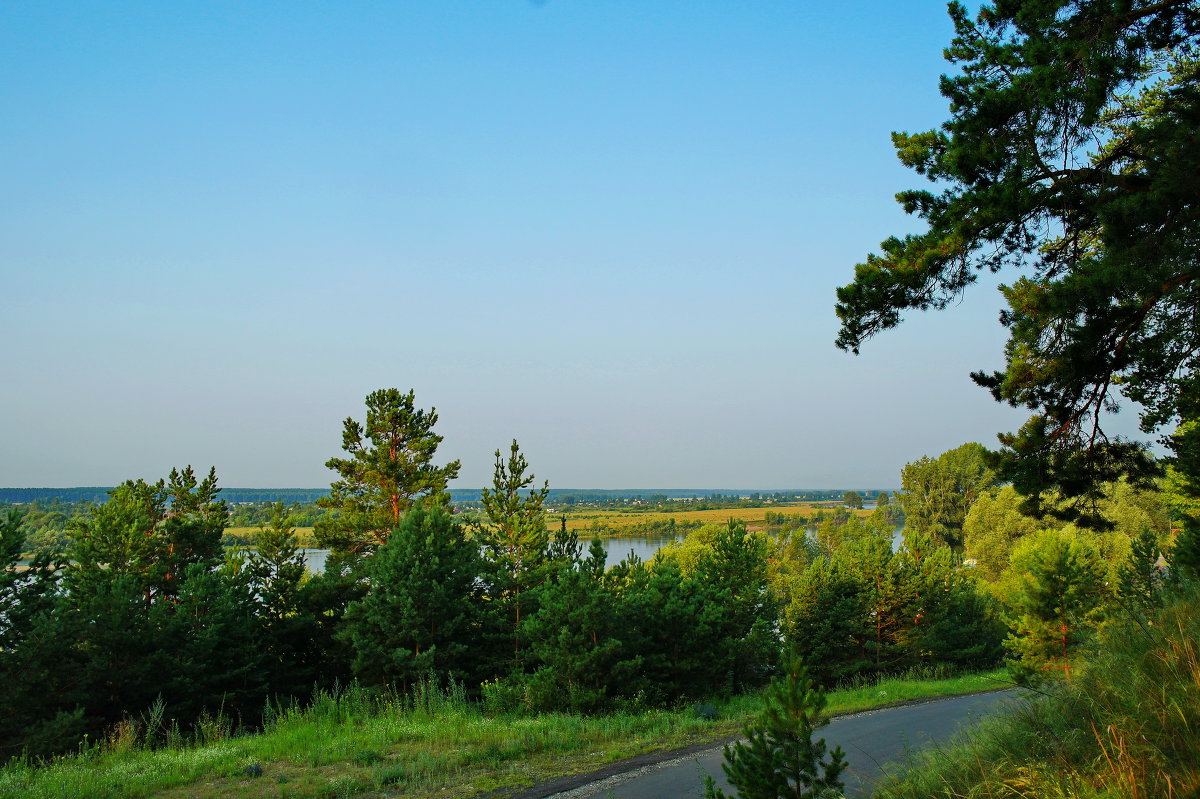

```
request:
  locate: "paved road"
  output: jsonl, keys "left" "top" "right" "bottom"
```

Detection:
{"left": 547, "top": 690, "right": 1020, "bottom": 799}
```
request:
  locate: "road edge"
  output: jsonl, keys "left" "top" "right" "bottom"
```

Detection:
{"left": 476, "top": 687, "right": 1015, "bottom": 799}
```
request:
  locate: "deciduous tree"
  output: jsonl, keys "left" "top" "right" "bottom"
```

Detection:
{"left": 899, "top": 443, "right": 996, "bottom": 552}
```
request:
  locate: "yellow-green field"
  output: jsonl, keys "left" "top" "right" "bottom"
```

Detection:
{"left": 224, "top": 528, "right": 319, "bottom": 548}
{"left": 554, "top": 503, "right": 871, "bottom": 534}
{"left": 223, "top": 503, "right": 872, "bottom": 548}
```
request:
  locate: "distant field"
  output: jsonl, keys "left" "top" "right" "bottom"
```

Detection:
{"left": 222, "top": 503, "right": 873, "bottom": 547}
{"left": 556, "top": 503, "right": 872, "bottom": 534}
{"left": 225, "top": 527, "right": 318, "bottom": 548}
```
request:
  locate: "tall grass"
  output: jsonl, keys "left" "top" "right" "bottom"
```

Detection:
{"left": 873, "top": 586, "right": 1200, "bottom": 798}
{"left": 0, "top": 670, "right": 1004, "bottom": 799}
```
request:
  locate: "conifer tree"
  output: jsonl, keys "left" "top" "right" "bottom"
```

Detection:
{"left": 704, "top": 651, "right": 847, "bottom": 799}
{"left": 0, "top": 508, "right": 88, "bottom": 759}
{"left": 1005, "top": 529, "right": 1107, "bottom": 681}
{"left": 1117, "top": 527, "right": 1164, "bottom": 610}
{"left": 520, "top": 539, "right": 626, "bottom": 712}
{"left": 246, "top": 503, "right": 318, "bottom": 697}
{"left": 316, "top": 388, "right": 461, "bottom": 557}
{"left": 68, "top": 466, "right": 227, "bottom": 603}
{"left": 477, "top": 440, "right": 551, "bottom": 662}
{"left": 339, "top": 507, "right": 484, "bottom": 689}
{"left": 247, "top": 502, "right": 307, "bottom": 621}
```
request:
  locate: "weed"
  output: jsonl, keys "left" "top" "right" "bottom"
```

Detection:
{"left": 315, "top": 775, "right": 372, "bottom": 798}
{"left": 352, "top": 748, "right": 382, "bottom": 766}
{"left": 374, "top": 763, "right": 407, "bottom": 786}
{"left": 874, "top": 586, "right": 1200, "bottom": 798}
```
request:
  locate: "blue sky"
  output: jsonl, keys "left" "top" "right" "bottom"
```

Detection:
{"left": 3, "top": 1, "right": 1124, "bottom": 489}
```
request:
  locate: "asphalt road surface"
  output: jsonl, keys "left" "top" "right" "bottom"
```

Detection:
{"left": 546, "top": 690, "right": 1021, "bottom": 799}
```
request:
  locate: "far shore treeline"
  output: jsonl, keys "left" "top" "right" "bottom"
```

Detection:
{"left": 0, "top": 486, "right": 884, "bottom": 507}
{"left": 0, "top": 387, "right": 1190, "bottom": 766}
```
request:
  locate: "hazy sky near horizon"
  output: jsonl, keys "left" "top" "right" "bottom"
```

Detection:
{"left": 1, "top": 1, "right": 1146, "bottom": 490}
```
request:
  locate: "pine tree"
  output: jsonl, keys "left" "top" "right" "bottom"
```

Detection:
{"left": 1117, "top": 527, "right": 1164, "bottom": 610}
{"left": 477, "top": 440, "right": 551, "bottom": 664}
{"left": 246, "top": 503, "right": 318, "bottom": 698}
{"left": 704, "top": 652, "right": 847, "bottom": 799}
{"left": 520, "top": 539, "right": 625, "bottom": 712}
{"left": 1006, "top": 530, "right": 1107, "bottom": 681}
{"left": 339, "top": 507, "right": 484, "bottom": 690}
{"left": 68, "top": 466, "right": 227, "bottom": 603}
{"left": 315, "top": 388, "right": 461, "bottom": 558}
{"left": 0, "top": 508, "right": 90, "bottom": 760}
{"left": 247, "top": 502, "right": 307, "bottom": 622}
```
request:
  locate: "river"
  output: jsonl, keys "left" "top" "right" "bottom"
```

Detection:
{"left": 301, "top": 535, "right": 682, "bottom": 573}
{"left": 301, "top": 526, "right": 904, "bottom": 574}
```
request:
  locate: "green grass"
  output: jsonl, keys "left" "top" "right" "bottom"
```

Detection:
{"left": 0, "top": 670, "right": 1005, "bottom": 799}
{"left": 873, "top": 588, "right": 1200, "bottom": 799}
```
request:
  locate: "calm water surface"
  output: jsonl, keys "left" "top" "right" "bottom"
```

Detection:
{"left": 300, "top": 526, "right": 905, "bottom": 574}
{"left": 302, "top": 536, "right": 681, "bottom": 573}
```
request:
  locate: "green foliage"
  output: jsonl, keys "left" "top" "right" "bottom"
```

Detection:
{"left": 695, "top": 522, "right": 781, "bottom": 691}
{"left": 782, "top": 557, "right": 870, "bottom": 684}
{"left": 898, "top": 443, "right": 996, "bottom": 551}
{"left": 1004, "top": 529, "right": 1107, "bottom": 682}
{"left": 516, "top": 539, "right": 626, "bottom": 712}
{"left": 246, "top": 502, "right": 307, "bottom": 621}
{"left": 875, "top": 586, "right": 1200, "bottom": 799}
{"left": 0, "top": 468, "right": 280, "bottom": 758}
{"left": 704, "top": 652, "right": 846, "bottom": 799}
{"left": 841, "top": 491, "right": 862, "bottom": 510}
{"left": 837, "top": 0, "right": 1200, "bottom": 519}
{"left": 783, "top": 524, "right": 1003, "bottom": 685}
{"left": 476, "top": 440, "right": 551, "bottom": 667}
{"left": 0, "top": 509, "right": 86, "bottom": 761}
{"left": 67, "top": 466, "right": 227, "bottom": 603}
{"left": 339, "top": 507, "right": 484, "bottom": 688}
{"left": 243, "top": 503, "right": 330, "bottom": 699}
{"left": 1116, "top": 527, "right": 1165, "bottom": 610}
{"left": 315, "top": 388, "right": 461, "bottom": 557}
{"left": 963, "top": 485, "right": 1046, "bottom": 581}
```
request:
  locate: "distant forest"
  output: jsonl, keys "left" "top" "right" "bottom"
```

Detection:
{"left": 0, "top": 486, "right": 890, "bottom": 505}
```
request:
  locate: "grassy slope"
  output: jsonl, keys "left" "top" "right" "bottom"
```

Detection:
{"left": 873, "top": 589, "right": 1200, "bottom": 798}
{"left": 0, "top": 670, "right": 1005, "bottom": 799}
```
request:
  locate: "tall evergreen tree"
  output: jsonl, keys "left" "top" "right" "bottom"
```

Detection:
{"left": 315, "top": 388, "right": 461, "bottom": 558}
{"left": 477, "top": 440, "right": 551, "bottom": 664}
